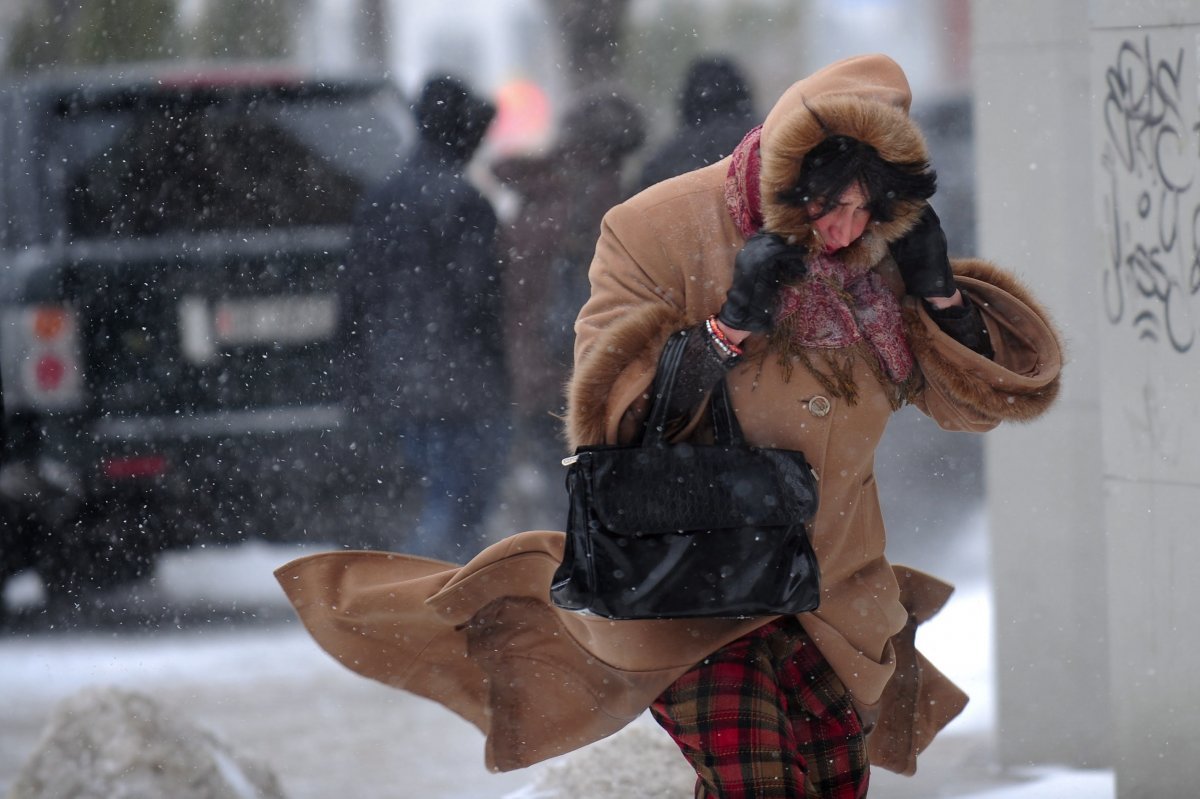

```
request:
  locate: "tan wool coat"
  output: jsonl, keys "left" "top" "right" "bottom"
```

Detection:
{"left": 277, "top": 53, "right": 1063, "bottom": 778}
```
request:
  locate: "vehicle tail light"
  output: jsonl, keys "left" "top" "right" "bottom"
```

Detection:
{"left": 102, "top": 454, "right": 169, "bottom": 480}
{"left": 0, "top": 304, "right": 85, "bottom": 412}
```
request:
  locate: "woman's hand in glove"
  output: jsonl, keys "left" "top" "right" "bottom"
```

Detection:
{"left": 717, "top": 232, "right": 809, "bottom": 335}
{"left": 888, "top": 204, "right": 957, "bottom": 299}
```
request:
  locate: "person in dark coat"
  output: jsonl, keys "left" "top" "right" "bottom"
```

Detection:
{"left": 637, "top": 55, "right": 757, "bottom": 190}
{"left": 344, "top": 75, "right": 509, "bottom": 562}
{"left": 492, "top": 90, "right": 645, "bottom": 529}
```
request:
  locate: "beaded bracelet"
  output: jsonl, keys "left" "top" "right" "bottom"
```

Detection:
{"left": 705, "top": 316, "right": 743, "bottom": 359}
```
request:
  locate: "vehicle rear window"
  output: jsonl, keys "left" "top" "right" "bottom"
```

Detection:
{"left": 46, "top": 83, "right": 411, "bottom": 239}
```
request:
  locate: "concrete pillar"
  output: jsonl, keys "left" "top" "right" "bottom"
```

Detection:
{"left": 971, "top": 0, "right": 1111, "bottom": 768}
{"left": 1089, "top": 2, "right": 1200, "bottom": 796}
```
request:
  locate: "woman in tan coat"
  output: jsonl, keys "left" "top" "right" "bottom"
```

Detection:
{"left": 276, "top": 53, "right": 1062, "bottom": 796}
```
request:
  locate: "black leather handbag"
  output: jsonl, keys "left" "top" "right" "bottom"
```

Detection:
{"left": 549, "top": 331, "right": 821, "bottom": 619}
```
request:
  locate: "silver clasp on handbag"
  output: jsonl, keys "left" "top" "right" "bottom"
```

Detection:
{"left": 561, "top": 455, "right": 579, "bottom": 466}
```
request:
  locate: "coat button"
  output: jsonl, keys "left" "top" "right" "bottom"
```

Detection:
{"left": 808, "top": 396, "right": 831, "bottom": 417}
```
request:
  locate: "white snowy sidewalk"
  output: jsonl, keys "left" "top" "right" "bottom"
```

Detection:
{"left": 1, "top": 539, "right": 1113, "bottom": 799}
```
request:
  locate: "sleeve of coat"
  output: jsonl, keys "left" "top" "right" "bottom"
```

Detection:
{"left": 567, "top": 202, "right": 694, "bottom": 449}
{"left": 905, "top": 258, "right": 1064, "bottom": 432}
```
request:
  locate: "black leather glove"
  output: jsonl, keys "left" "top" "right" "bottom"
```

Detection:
{"left": 888, "top": 205, "right": 956, "bottom": 298}
{"left": 717, "top": 232, "right": 809, "bottom": 333}
{"left": 927, "top": 293, "right": 994, "bottom": 358}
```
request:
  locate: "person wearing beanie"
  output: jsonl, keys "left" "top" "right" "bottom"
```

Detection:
{"left": 342, "top": 74, "right": 509, "bottom": 563}
{"left": 282, "top": 55, "right": 1063, "bottom": 797}
{"left": 638, "top": 54, "right": 758, "bottom": 191}
{"left": 414, "top": 75, "right": 496, "bottom": 161}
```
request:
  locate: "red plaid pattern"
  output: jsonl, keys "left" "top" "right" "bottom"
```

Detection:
{"left": 650, "top": 618, "right": 869, "bottom": 798}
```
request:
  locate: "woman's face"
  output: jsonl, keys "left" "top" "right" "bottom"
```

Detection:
{"left": 808, "top": 183, "right": 870, "bottom": 254}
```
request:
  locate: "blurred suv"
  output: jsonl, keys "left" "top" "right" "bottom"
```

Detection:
{"left": 0, "top": 63, "right": 414, "bottom": 607}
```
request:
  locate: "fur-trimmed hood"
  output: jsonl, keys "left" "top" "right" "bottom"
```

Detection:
{"left": 759, "top": 53, "right": 930, "bottom": 272}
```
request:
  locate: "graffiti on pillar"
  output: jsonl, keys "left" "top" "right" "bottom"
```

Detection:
{"left": 1100, "top": 35, "right": 1200, "bottom": 353}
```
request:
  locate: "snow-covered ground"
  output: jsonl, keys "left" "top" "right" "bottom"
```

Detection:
{"left": 0, "top": 516, "right": 1114, "bottom": 798}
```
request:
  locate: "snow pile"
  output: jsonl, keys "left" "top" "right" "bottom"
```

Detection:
{"left": 7, "top": 685, "right": 285, "bottom": 799}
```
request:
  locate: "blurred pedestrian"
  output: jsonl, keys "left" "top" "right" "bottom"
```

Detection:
{"left": 492, "top": 90, "right": 645, "bottom": 529}
{"left": 637, "top": 55, "right": 757, "bottom": 190}
{"left": 343, "top": 75, "right": 509, "bottom": 562}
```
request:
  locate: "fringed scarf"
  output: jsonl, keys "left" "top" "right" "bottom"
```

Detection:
{"left": 724, "top": 125, "right": 915, "bottom": 405}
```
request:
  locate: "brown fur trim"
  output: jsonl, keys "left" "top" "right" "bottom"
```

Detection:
{"left": 904, "top": 258, "right": 1064, "bottom": 423}
{"left": 566, "top": 303, "right": 690, "bottom": 449}
{"left": 952, "top": 258, "right": 1062, "bottom": 338}
{"left": 759, "top": 93, "right": 930, "bottom": 270}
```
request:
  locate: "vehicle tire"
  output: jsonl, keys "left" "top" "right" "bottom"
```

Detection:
{"left": 0, "top": 503, "right": 42, "bottom": 625}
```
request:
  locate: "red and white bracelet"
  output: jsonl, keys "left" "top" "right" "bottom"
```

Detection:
{"left": 705, "top": 315, "right": 744, "bottom": 359}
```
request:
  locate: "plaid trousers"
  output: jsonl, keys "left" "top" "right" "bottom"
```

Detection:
{"left": 650, "top": 618, "right": 869, "bottom": 798}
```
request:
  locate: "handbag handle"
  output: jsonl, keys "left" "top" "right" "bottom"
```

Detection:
{"left": 709, "top": 380, "right": 745, "bottom": 446}
{"left": 643, "top": 330, "right": 745, "bottom": 448}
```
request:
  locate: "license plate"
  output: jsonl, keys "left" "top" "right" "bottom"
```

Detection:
{"left": 213, "top": 295, "right": 338, "bottom": 345}
{"left": 178, "top": 294, "right": 338, "bottom": 363}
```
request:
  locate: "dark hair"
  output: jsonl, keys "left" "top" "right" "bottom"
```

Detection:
{"left": 777, "top": 134, "right": 937, "bottom": 223}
